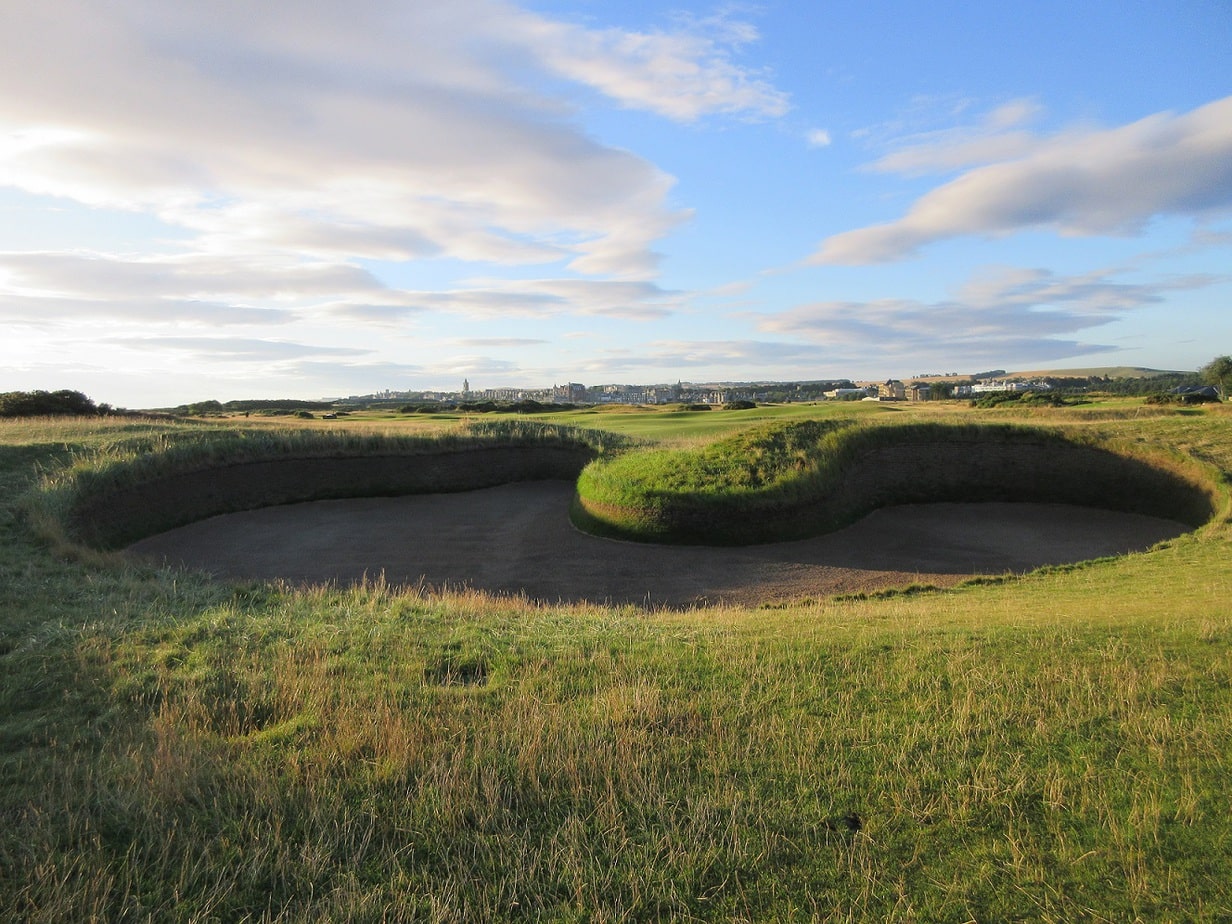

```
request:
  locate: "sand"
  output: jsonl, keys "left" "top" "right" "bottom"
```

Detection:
{"left": 124, "top": 480, "right": 1190, "bottom": 608}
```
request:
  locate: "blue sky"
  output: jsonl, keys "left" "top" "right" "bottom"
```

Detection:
{"left": 2, "top": 0, "right": 1230, "bottom": 407}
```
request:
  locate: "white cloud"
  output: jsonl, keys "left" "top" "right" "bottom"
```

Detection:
{"left": 0, "top": 0, "right": 788, "bottom": 286}
{"left": 806, "top": 129, "right": 832, "bottom": 149}
{"left": 815, "top": 96, "right": 1232, "bottom": 264}
{"left": 457, "top": 338, "right": 550, "bottom": 348}
{"left": 0, "top": 249, "right": 406, "bottom": 326}
{"left": 0, "top": 246, "right": 683, "bottom": 332}
{"left": 758, "top": 266, "right": 1220, "bottom": 367}
{"left": 638, "top": 339, "right": 825, "bottom": 369}
{"left": 515, "top": 9, "right": 790, "bottom": 122}
{"left": 0, "top": 250, "right": 381, "bottom": 301}
{"left": 101, "top": 337, "right": 371, "bottom": 362}
{"left": 330, "top": 278, "right": 680, "bottom": 323}
{"left": 865, "top": 98, "right": 1043, "bottom": 175}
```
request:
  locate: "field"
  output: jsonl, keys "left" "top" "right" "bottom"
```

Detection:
{"left": 2, "top": 400, "right": 1231, "bottom": 922}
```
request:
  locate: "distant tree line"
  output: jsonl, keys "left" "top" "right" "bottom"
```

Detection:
{"left": 400, "top": 400, "right": 581, "bottom": 414}
{"left": 1021, "top": 373, "right": 1200, "bottom": 396}
{"left": 0, "top": 389, "right": 110, "bottom": 417}
{"left": 175, "top": 398, "right": 335, "bottom": 416}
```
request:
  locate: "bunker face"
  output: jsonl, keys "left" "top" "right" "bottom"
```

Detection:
{"left": 125, "top": 481, "right": 1190, "bottom": 607}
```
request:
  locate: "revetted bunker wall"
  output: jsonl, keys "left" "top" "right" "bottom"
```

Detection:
{"left": 71, "top": 445, "right": 596, "bottom": 550}
{"left": 572, "top": 437, "right": 1220, "bottom": 546}
{"left": 66, "top": 429, "right": 1221, "bottom": 552}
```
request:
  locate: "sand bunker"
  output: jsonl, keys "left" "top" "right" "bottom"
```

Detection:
{"left": 126, "top": 480, "right": 1189, "bottom": 607}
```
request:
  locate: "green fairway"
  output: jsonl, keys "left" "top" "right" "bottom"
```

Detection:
{"left": 2, "top": 402, "right": 1231, "bottom": 921}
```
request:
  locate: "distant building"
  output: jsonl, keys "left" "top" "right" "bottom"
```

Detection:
{"left": 551, "top": 382, "right": 587, "bottom": 403}
{"left": 878, "top": 379, "right": 906, "bottom": 400}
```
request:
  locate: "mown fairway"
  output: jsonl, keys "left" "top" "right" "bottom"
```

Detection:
{"left": 2, "top": 402, "right": 1231, "bottom": 922}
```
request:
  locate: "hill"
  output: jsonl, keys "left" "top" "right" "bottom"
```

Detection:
{"left": 1006, "top": 366, "right": 1187, "bottom": 379}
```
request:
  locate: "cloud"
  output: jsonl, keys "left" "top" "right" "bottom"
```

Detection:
{"left": 330, "top": 278, "right": 679, "bottom": 323}
{"left": 564, "top": 339, "right": 828, "bottom": 379}
{"left": 516, "top": 8, "right": 790, "bottom": 122}
{"left": 642, "top": 340, "right": 826, "bottom": 368}
{"left": 866, "top": 98, "right": 1042, "bottom": 174}
{"left": 758, "top": 266, "right": 1219, "bottom": 367}
{"left": 0, "top": 0, "right": 788, "bottom": 283}
{"left": 0, "top": 295, "right": 291, "bottom": 327}
{"left": 0, "top": 250, "right": 380, "bottom": 300}
{"left": 457, "top": 338, "right": 550, "bottom": 347}
{"left": 0, "top": 249, "right": 404, "bottom": 325}
{"left": 101, "top": 336, "right": 371, "bottom": 362}
{"left": 806, "top": 129, "right": 832, "bottom": 149}
{"left": 814, "top": 96, "right": 1232, "bottom": 264}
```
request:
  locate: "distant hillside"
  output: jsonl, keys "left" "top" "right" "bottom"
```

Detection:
{"left": 906, "top": 367, "right": 1189, "bottom": 384}
{"left": 1006, "top": 366, "right": 1187, "bottom": 379}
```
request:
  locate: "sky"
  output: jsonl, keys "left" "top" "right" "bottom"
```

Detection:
{"left": 2, "top": 1, "right": 1230, "bottom": 408}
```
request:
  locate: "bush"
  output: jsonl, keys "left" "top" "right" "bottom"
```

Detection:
{"left": 972, "top": 391, "right": 1073, "bottom": 409}
{"left": 0, "top": 389, "right": 100, "bottom": 417}
{"left": 178, "top": 400, "right": 226, "bottom": 417}
{"left": 1145, "top": 389, "right": 1220, "bottom": 406}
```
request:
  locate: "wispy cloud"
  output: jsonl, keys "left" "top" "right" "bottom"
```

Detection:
{"left": 865, "top": 98, "right": 1042, "bottom": 174}
{"left": 330, "top": 278, "right": 680, "bottom": 323}
{"left": 457, "top": 337, "right": 551, "bottom": 348}
{"left": 0, "top": 249, "right": 393, "bottom": 325}
{"left": 814, "top": 96, "right": 1232, "bottom": 264}
{"left": 806, "top": 129, "right": 832, "bottom": 149}
{"left": 569, "top": 339, "right": 827, "bottom": 378}
{"left": 759, "top": 266, "right": 1220, "bottom": 367}
{"left": 517, "top": 7, "right": 790, "bottom": 122}
{"left": 101, "top": 336, "right": 371, "bottom": 362}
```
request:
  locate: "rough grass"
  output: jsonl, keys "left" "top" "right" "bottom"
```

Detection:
{"left": 21, "top": 418, "right": 629, "bottom": 556}
{"left": 573, "top": 417, "right": 1224, "bottom": 544}
{"left": 2, "top": 404, "right": 1232, "bottom": 921}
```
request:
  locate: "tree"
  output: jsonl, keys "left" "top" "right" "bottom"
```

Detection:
{"left": 0, "top": 389, "right": 99, "bottom": 417}
{"left": 1199, "top": 355, "right": 1232, "bottom": 400}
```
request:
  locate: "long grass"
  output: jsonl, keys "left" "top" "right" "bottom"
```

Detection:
{"left": 574, "top": 416, "right": 1225, "bottom": 544}
{"left": 20, "top": 418, "right": 630, "bottom": 557}
{"left": 2, "top": 403, "right": 1231, "bottom": 921}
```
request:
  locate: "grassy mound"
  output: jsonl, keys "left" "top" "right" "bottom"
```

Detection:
{"left": 25, "top": 419, "right": 627, "bottom": 553}
{"left": 572, "top": 420, "right": 1221, "bottom": 544}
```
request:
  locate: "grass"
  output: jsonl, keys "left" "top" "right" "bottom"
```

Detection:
{"left": 573, "top": 416, "right": 1224, "bottom": 544}
{"left": 21, "top": 417, "right": 630, "bottom": 555}
{"left": 2, "top": 402, "right": 1232, "bottom": 921}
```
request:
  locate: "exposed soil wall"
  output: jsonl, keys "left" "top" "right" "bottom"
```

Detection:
{"left": 71, "top": 445, "right": 596, "bottom": 549}
{"left": 573, "top": 438, "right": 1218, "bottom": 545}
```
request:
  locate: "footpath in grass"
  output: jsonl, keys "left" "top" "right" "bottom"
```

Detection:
{"left": 1, "top": 407, "right": 1231, "bottom": 921}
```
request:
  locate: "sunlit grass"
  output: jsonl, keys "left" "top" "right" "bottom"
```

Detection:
{"left": 19, "top": 417, "right": 630, "bottom": 556}
{"left": 2, "top": 402, "right": 1231, "bottom": 921}
{"left": 574, "top": 415, "right": 1224, "bottom": 544}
